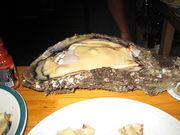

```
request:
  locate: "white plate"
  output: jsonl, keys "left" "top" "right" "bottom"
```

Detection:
{"left": 168, "top": 82, "right": 180, "bottom": 100}
{"left": 28, "top": 97, "right": 180, "bottom": 135}
{"left": 0, "top": 85, "right": 27, "bottom": 135}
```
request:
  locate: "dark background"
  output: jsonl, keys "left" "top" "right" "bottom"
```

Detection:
{"left": 0, "top": 0, "right": 179, "bottom": 65}
{"left": 1, "top": 0, "right": 122, "bottom": 65}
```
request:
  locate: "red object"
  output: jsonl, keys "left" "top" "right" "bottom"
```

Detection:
{"left": 0, "top": 41, "right": 19, "bottom": 89}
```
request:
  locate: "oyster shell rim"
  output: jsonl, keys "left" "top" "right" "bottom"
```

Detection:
{"left": 21, "top": 33, "right": 180, "bottom": 96}
{"left": 22, "top": 33, "right": 135, "bottom": 87}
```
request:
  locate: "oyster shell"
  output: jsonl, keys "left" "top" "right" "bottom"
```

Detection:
{"left": 22, "top": 33, "right": 180, "bottom": 96}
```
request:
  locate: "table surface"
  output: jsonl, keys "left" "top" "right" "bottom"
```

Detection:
{"left": 16, "top": 66, "right": 180, "bottom": 135}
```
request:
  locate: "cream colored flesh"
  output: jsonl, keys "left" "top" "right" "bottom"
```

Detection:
{"left": 119, "top": 124, "right": 144, "bottom": 135}
{"left": 43, "top": 39, "right": 139, "bottom": 78}
{"left": 0, "top": 113, "right": 11, "bottom": 135}
{"left": 57, "top": 125, "right": 95, "bottom": 135}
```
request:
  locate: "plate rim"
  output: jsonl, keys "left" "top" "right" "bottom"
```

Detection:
{"left": 0, "top": 85, "right": 27, "bottom": 135}
{"left": 167, "top": 82, "right": 180, "bottom": 101}
{"left": 168, "top": 89, "right": 180, "bottom": 100}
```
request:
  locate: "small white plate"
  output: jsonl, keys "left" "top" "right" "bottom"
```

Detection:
{"left": 0, "top": 85, "right": 27, "bottom": 135}
{"left": 168, "top": 82, "right": 180, "bottom": 100}
{"left": 28, "top": 97, "right": 180, "bottom": 135}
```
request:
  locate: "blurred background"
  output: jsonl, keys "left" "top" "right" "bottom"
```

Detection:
{"left": 0, "top": 0, "right": 180, "bottom": 65}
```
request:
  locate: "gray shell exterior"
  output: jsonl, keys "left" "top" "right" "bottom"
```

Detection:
{"left": 22, "top": 33, "right": 180, "bottom": 96}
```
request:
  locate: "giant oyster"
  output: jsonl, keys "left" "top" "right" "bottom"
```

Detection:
{"left": 22, "top": 33, "right": 180, "bottom": 96}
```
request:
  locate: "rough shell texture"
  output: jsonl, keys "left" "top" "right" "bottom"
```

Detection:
{"left": 22, "top": 33, "right": 180, "bottom": 96}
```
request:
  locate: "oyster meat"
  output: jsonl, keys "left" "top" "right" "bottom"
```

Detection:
{"left": 22, "top": 34, "right": 180, "bottom": 96}
{"left": 0, "top": 113, "right": 12, "bottom": 135}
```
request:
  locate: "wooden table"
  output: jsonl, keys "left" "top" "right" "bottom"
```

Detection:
{"left": 16, "top": 66, "right": 180, "bottom": 135}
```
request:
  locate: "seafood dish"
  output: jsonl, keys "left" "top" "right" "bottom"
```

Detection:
{"left": 57, "top": 123, "right": 144, "bottom": 135}
{"left": 57, "top": 124, "right": 95, "bottom": 135}
{"left": 22, "top": 34, "right": 180, "bottom": 96}
{"left": 0, "top": 113, "right": 12, "bottom": 135}
{"left": 119, "top": 124, "right": 144, "bottom": 135}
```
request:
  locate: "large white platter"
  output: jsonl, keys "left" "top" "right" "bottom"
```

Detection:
{"left": 28, "top": 97, "right": 180, "bottom": 135}
{"left": 0, "top": 85, "right": 27, "bottom": 135}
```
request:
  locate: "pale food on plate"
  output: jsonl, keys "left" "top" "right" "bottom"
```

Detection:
{"left": 57, "top": 123, "right": 144, "bottom": 135}
{"left": 0, "top": 113, "right": 12, "bottom": 135}
{"left": 119, "top": 124, "right": 144, "bottom": 135}
{"left": 57, "top": 124, "right": 95, "bottom": 135}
